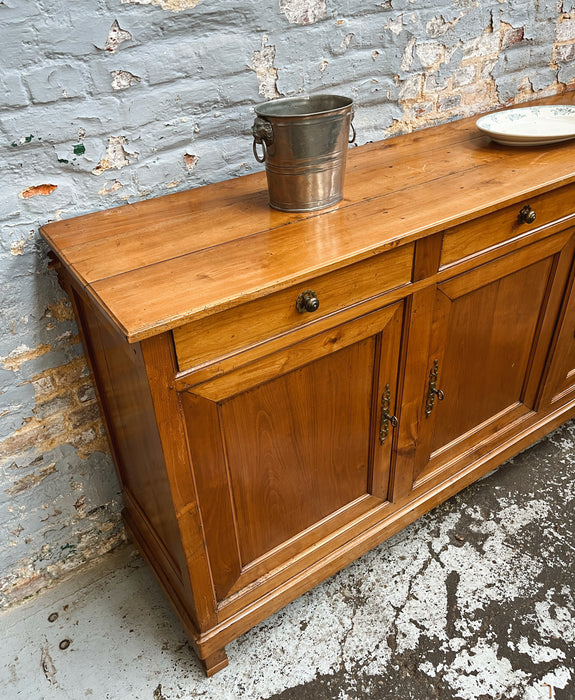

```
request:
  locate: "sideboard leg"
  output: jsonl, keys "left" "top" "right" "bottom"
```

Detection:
{"left": 201, "top": 648, "right": 229, "bottom": 677}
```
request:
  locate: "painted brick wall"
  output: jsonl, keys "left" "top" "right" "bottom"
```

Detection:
{"left": 1, "top": 0, "right": 574, "bottom": 608}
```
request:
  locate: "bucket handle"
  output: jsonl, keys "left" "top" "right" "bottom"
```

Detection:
{"left": 349, "top": 109, "right": 356, "bottom": 144}
{"left": 252, "top": 110, "right": 356, "bottom": 162}
{"left": 252, "top": 117, "right": 274, "bottom": 163}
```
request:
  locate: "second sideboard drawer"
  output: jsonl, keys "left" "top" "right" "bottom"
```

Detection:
{"left": 173, "top": 242, "right": 414, "bottom": 373}
{"left": 441, "top": 181, "right": 575, "bottom": 269}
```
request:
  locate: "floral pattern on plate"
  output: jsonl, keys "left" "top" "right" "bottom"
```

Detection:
{"left": 476, "top": 105, "right": 575, "bottom": 146}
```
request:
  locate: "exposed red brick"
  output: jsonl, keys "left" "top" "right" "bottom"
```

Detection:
{"left": 19, "top": 184, "right": 57, "bottom": 199}
{"left": 502, "top": 26, "right": 524, "bottom": 50}
{"left": 184, "top": 154, "right": 199, "bottom": 171}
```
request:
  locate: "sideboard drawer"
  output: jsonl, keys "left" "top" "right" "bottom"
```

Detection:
{"left": 441, "top": 181, "right": 575, "bottom": 269}
{"left": 173, "top": 242, "right": 414, "bottom": 373}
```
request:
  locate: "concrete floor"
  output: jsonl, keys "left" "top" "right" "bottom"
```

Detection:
{"left": 1, "top": 421, "right": 574, "bottom": 700}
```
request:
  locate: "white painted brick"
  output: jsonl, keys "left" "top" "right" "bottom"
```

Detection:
{"left": 556, "top": 42, "right": 575, "bottom": 63}
{"left": 424, "top": 73, "right": 449, "bottom": 93}
{"left": 415, "top": 42, "right": 445, "bottom": 69}
{"left": 399, "top": 74, "right": 423, "bottom": 101}
{"left": 0, "top": 73, "right": 30, "bottom": 109}
{"left": 279, "top": 0, "right": 327, "bottom": 25}
{"left": 452, "top": 65, "right": 477, "bottom": 88}
{"left": 556, "top": 15, "right": 575, "bottom": 42}
{"left": 24, "top": 65, "right": 88, "bottom": 105}
{"left": 462, "top": 32, "right": 500, "bottom": 61}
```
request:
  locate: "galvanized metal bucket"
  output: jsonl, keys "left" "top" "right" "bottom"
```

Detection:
{"left": 252, "top": 94, "right": 356, "bottom": 212}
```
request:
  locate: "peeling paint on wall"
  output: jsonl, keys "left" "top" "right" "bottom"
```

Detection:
{"left": 10, "top": 239, "right": 27, "bottom": 256}
{"left": 387, "top": 20, "right": 508, "bottom": 136}
{"left": 1, "top": 344, "right": 53, "bottom": 372}
{"left": 386, "top": 14, "right": 404, "bottom": 36}
{"left": 183, "top": 153, "right": 199, "bottom": 171}
{"left": 250, "top": 37, "right": 282, "bottom": 100}
{"left": 92, "top": 136, "right": 135, "bottom": 175}
{"left": 98, "top": 180, "right": 123, "bottom": 196}
{"left": 280, "top": 0, "right": 327, "bottom": 26}
{"left": 18, "top": 185, "right": 58, "bottom": 199}
{"left": 103, "top": 20, "right": 132, "bottom": 53}
{"left": 120, "top": 0, "right": 204, "bottom": 11}
{"left": 111, "top": 71, "right": 141, "bottom": 91}
{"left": 0, "top": 356, "right": 107, "bottom": 459}
{"left": 0, "top": 340, "right": 123, "bottom": 606}
{"left": 426, "top": 14, "right": 461, "bottom": 38}
{"left": 554, "top": 11, "right": 575, "bottom": 81}
{"left": 6, "top": 464, "right": 57, "bottom": 497}
{"left": 501, "top": 22, "right": 524, "bottom": 50}
{"left": 340, "top": 33, "right": 354, "bottom": 52}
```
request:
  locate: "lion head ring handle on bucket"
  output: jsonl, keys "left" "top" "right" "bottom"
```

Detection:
{"left": 251, "top": 94, "right": 356, "bottom": 212}
{"left": 252, "top": 109, "right": 356, "bottom": 163}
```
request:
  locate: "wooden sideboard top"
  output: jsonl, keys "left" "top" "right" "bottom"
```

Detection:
{"left": 40, "top": 92, "right": 575, "bottom": 343}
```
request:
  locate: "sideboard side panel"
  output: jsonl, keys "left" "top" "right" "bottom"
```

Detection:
{"left": 69, "top": 287, "right": 192, "bottom": 606}
{"left": 139, "top": 333, "right": 219, "bottom": 635}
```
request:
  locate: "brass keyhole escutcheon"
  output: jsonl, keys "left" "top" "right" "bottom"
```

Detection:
{"left": 379, "top": 384, "right": 399, "bottom": 446}
{"left": 296, "top": 290, "right": 320, "bottom": 314}
{"left": 425, "top": 359, "right": 445, "bottom": 418}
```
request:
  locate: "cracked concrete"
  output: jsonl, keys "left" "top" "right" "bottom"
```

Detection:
{"left": 1, "top": 420, "right": 573, "bottom": 699}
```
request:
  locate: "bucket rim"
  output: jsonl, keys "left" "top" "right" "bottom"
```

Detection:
{"left": 254, "top": 94, "right": 353, "bottom": 119}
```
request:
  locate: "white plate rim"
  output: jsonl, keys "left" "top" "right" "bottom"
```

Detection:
{"left": 476, "top": 105, "right": 575, "bottom": 144}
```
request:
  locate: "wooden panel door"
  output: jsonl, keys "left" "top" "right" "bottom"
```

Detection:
{"left": 179, "top": 302, "right": 404, "bottom": 607}
{"left": 539, "top": 245, "right": 575, "bottom": 408}
{"left": 399, "top": 231, "right": 575, "bottom": 495}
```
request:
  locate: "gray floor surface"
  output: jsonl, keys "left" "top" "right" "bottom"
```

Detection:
{"left": 1, "top": 420, "right": 574, "bottom": 700}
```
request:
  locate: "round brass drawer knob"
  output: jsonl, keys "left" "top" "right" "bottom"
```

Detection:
{"left": 518, "top": 205, "right": 536, "bottom": 224}
{"left": 296, "top": 290, "right": 320, "bottom": 314}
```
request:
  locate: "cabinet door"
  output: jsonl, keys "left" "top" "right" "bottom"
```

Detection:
{"left": 539, "top": 256, "right": 575, "bottom": 408}
{"left": 179, "top": 302, "right": 404, "bottom": 604}
{"left": 399, "top": 231, "right": 575, "bottom": 494}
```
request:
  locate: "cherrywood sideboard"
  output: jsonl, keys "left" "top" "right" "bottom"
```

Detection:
{"left": 40, "top": 93, "right": 575, "bottom": 676}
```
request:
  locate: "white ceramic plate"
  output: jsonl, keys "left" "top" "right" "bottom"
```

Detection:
{"left": 476, "top": 105, "right": 575, "bottom": 146}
